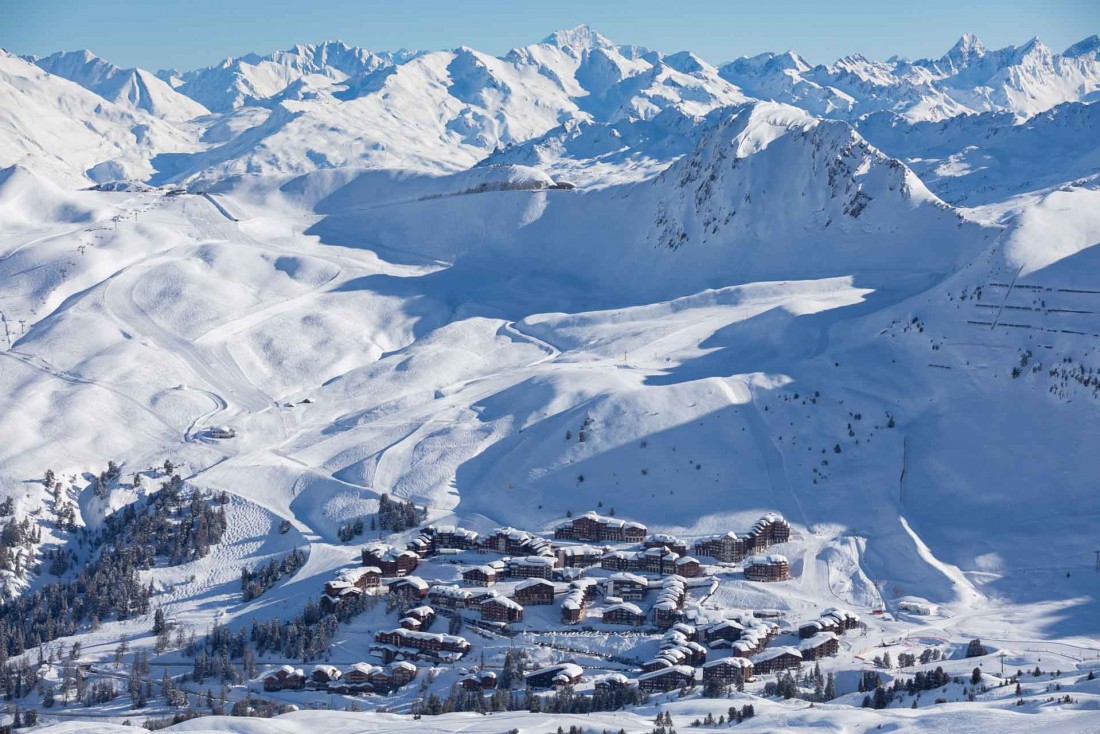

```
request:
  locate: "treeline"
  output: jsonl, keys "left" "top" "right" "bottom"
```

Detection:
{"left": 241, "top": 548, "right": 307, "bottom": 602}
{"left": 413, "top": 682, "right": 649, "bottom": 717}
{"left": 0, "top": 476, "right": 226, "bottom": 659}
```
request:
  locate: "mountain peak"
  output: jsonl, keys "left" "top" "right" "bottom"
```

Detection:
{"left": 1063, "top": 34, "right": 1100, "bottom": 58}
{"left": 542, "top": 25, "right": 616, "bottom": 52}
{"left": 944, "top": 33, "right": 986, "bottom": 65}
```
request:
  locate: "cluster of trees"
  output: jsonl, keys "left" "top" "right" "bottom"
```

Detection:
{"left": 0, "top": 475, "right": 226, "bottom": 659}
{"left": 240, "top": 548, "right": 307, "bottom": 601}
{"left": 336, "top": 517, "right": 367, "bottom": 543}
{"left": 376, "top": 494, "right": 426, "bottom": 533}
{"left": 92, "top": 461, "right": 123, "bottom": 499}
{"left": 861, "top": 666, "right": 958, "bottom": 709}
{"left": 966, "top": 639, "right": 988, "bottom": 658}
{"left": 97, "top": 475, "right": 228, "bottom": 567}
{"left": 692, "top": 705, "right": 755, "bottom": 727}
{"left": 761, "top": 665, "right": 836, "bottom": 702}
{"left": 0, "top": 517, "right": 41, "bottom": 582}
{"left": 414, "top": 682, "right": 649, "bottom": 717}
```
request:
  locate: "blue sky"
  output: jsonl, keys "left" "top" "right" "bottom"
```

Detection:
{"left": 3, "top": 0, "right": 1098, "bottom": 70}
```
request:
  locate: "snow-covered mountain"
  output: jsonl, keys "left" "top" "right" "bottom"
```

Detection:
{"left": 1, "top": 24, "right": 1099, "bottom": 733}
{"left": 721, "top": 33, "right": 1100, "bottom": 122}
{"left": 0, "top": 49, "right": 198, "bottom": 187}
{"left": 31, "top": 49, "right": 210, "bottom": 121}
{"left": 160, "top": 40, "right": 422, "bottom": 112}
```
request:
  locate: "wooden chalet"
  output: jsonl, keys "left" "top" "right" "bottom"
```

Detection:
{"left": 262, "top": 665, "right": 306, "bottom": 692}
{"left": 514, "top": 578, "right": 556, "bottom": 605}
{"left": 743, "top": 554, "right": 789, "bottom": 582}
{"left": 525, "top": 662, "right": 583, "bottom": 690}
{"left": 750, "top": 646, "right": 803, "bottom": 674}
{"left": 554, "top": 511, "right": 647, "bottom": 543}
{"left": 701, "top": 657, "right": 753, "bottom": 685}
{"left": 693, "top": 532, "right": 748, "bottom": 563}
{"left": 480, "top": 595, "right": 524, "bottom": 623}
{"left": 362, "top": 543, "right": 420, "bottom": 576}
{"left": 798, "top": 632, "right": 840, "bottom": 660}
{"left": 461, "top": 565, "right": 499, "bottom": 586}
{"left": 637, "top": 665, "right": 694, "bottom": 692}
{"left": 561, "top": 587, "right": 587, "bottom": 624}
{"left": 602, "top": 602, "right": 646, "bottom": 626}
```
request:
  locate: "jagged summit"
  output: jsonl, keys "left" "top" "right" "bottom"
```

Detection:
{"left": 541, "top": 24, "right": 617, "bottom": 52}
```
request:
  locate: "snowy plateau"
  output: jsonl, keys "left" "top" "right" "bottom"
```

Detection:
{"left": 0, "top": 23, "right": 1097, "bottom": 734}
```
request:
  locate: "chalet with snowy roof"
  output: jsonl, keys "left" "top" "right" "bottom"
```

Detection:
{"left": 262, "top": 665, "right": 305, "bottom": 692}
{"left": 514, "top": 577, "right": 556, "bottom": 605}
{"left": 319, "top": 584, "right": 364, "bottom": 613}
{"left": 343, "top": 662, "right": 379, "bottom": 686}
{"left": 702, "top": 657, "right": 753, "bottom": 685}
{"left": 653, "top": 576, "right": 688, "bottom": 629}
{"left": 694, "top": 532, "right": 748, "bottom": 563}
{"left": 798, "top": 632, "right": 840, "bottom": 660}
{"left": 406, "top": 535, "right": 432, "bottom": 558}
{"left": 480, "top": 527, "right": 554, "bottom": 557}
{"left": 428, "top": 584, "right": 495, "bottom": 610}
{"left": 460, "top": 670, "right": 498, "bottom": 691}
{"left": 637, "top": 665, "right": 695, "bottom": 693}
{"left": 462, "top": 565, "right": 499, "bottom": 586}
{"left": 674, "top": 556, "right": 702, "bottom": 578}
{"left": 421, "top": 524, "right": 479, "bottom": 552}
{"left": 556, "top": 544, "right": 607, "bottom": 568}
{"left": 525, "top": 662, "right": 583, "bottom": 690}
{"left": 362, "top": 543, "right": 420, "bottom": 576}
{"left": 751, "top": 646, "right": 803, "bottom": 674}
{"left": 480, "top": 595, "right": 524, "bottom": 623}
{"left": 505, "top": 555, "right": 558, "bottom": 579}
{"left": 595, "top": 673, "right": 631, "bottom": 691}
{"left": 374, "top": 628, "right": 470, "bottom": 660}
{"left": 797, "top": 608, "right": 861, "bottom": 639}
{"left": 603, "top": 602, "right": 646, "bottom": 626}
{"left": 746, "top": 513, "right": 791, "bottom": 552}
{"left": 387, "top": 576, "right": 429, "bottom": 601}
{"left": 605, "top": 572, "right": 649, "bottom": 601}
{"left": 324, "top": 566, "right": 381, "bottom": 597}
{"left": 743, "top": 554, "right": 789, "bottom": 582}
{"left": 645, "top": 534, "right": 689, "bottom": 556}
{"left": 571, "top": 577, "right": 601, "bottom": 601}
{"left": 310, "top": 665, "right": 341, "bottom": 687}
{"left": 554, "top": 512, "right": 647, "bottom": 543}
{"left": 561, "top": 587, "right": 587, "bottom": 624}
{"left": 702, "top": 619, "right": 745, "bottom": 643}
{"left": 641, "top": 546, "right": 682, "bottom": 575}
{"left": 600, "top": 550, "right": 636, "bottom": 572}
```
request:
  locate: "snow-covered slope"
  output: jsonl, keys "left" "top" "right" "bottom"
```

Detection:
{"left": 32, "top": 49, "right": 210, "bottom": 121}
{"left": 2, "top": 25, "right": 1099, "bottom": 734}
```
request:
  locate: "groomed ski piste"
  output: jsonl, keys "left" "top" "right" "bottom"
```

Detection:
{"left": 0, "top": 24, "right": 1096, "bottom": 734}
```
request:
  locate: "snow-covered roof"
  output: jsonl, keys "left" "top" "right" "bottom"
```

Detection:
{"left": 507, "top": 555, "right": 556, "bottom": 567}
{"left": 751, "top": 646, "right": 802, "bottom": 663}
{"left": 526, "top": 662, "right": 583, "bottom": 680}
{"left": 798, "top": 631, "right": 839, "bottom": 650}
{"left": 604, "top": 602, "right": 644, "bottom": 616}
{"left": 483, "top": 595, "right": 523, "bottom": 610}
{"left": 745, "top": 553, "right": 788, "bottom": 566}
{"left": 608, "top": 571, "right": 648, "bottom": 586}
{"left": 515, "top": 577, "right": 555, "bottom": 591}
{"left": 637, "top": 665, "right": 694, "bottom": 681}
{"left": 702, "top": 656, "right": 753, "bottom": 669}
